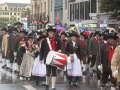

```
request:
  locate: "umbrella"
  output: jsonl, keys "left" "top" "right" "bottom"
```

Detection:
{"left": 55, "top": 25, "right": 61, "bottom": 28}
{"left": 56, "top": 27, "right": 65, "bottom": 32}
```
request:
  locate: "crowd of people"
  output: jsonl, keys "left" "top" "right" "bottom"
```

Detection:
{"left": 0, "top": 24, "right": 120, "bottom": 90}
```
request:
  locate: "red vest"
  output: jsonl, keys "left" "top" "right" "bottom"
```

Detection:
{"left": 48, "top": 36, "right": 56, "bottom": 52}
{"left": 106, "top": 43, "right": 114, "bottom": 63}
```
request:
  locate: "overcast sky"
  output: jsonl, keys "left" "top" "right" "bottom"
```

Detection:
{"left": 0, "top": 0, "right": 30, "bottom": 3}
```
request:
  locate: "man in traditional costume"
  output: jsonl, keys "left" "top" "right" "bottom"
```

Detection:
{"left": 66, "top": 30, "right": 82, "bottom": 87}
{"left": 7, "top": 27, "right": 19, "bottom": 72}
{"left": 1, "top": 28, "right": 8, "bottom": 68}
{"left": 101, "top": 31, "right": 118, "bottom": 90}
{"left": 88, "top": 31, "right": 101, "bottom": 85}
{"left": 40, "top": 25, "right": 61, "bottom": 90}
{"left": 13, "top": 30, "right": 28, "bottom": 73}
{"left": 2, "top": 26, "right": 13, "bottom": 70}
{"left": 79, "top": 32, "right": 87, "bottom": 74}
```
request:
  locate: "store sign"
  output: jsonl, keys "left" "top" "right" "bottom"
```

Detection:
{"left": 89, "top": 13, "right": 97, "bottom": 17}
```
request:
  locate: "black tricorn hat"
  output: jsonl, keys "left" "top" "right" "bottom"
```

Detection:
{"left": 80, "top": 32, "right": 85, "bottom": 37}
{"left": 37, "top": 33, "right": 46, "bottom": 41}
{"left": 106, "top": 33, "right": 118, "bottom": 40}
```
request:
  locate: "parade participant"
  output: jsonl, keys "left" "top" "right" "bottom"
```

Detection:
{"left": 79, "top": 32, "right": 87, "bottom": 74}
{"left": 88, "top": 31, "right": 101, "bottom": 85}
{"left": 66, "top": 30, "right": 82, "bottom": 87}
{"left": 116, "top": 28, "right": 120, "bottom": 45}
{"left": 40, "top": 25, "right": 61, "bottom": 90}
{"left": 101, "top": 31, "right": 118, "bottom": 90}
{"left": 7, "top": 27, "right": 19, "bottom": 72}
{"left": 32, "top": 32, "right": 46, "bottom": 85}
{"left": 19, "top": 32, "right": 38, "bottom": 80}
{"left": 2, "top": 26, "right": 13, "bottom": 70}
{"left": 60, "top": 31, "right": 67, "bottom": 53}
{"left": 13, "top": 29, "right": 28, "bottom": 73}
{"left": 1, "top": 28, "right": 8, "bottom": 68}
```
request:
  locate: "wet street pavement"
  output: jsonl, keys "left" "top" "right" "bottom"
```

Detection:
{"left": 0, "top": 54, "right": 107, "bottom": 90}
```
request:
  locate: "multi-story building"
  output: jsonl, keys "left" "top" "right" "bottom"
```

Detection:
{"left": 30, "top": 0, "right": 49, "bottom": 29}
{"left": 0, "top": 2, "right": 30, "bottom": 23}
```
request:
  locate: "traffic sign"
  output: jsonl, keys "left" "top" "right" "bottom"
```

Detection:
{"left": 89, "top": 13, "right": 97, "bottom": 17}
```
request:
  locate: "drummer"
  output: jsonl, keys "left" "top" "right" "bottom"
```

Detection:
{"left": 40, "top": 24, "right": 61, "bottom": 90}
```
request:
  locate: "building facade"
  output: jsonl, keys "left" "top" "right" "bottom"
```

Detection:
{"left": 30, "top": 0, "right": 49, "bottom": 29}
{"left": 49, "top": 0, "right": 69, "bottom": 25}
{"left": 0, "top": 2, "right": 30, "bottom": 23}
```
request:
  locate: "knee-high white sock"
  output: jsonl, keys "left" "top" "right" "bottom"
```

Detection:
{"left": 10, "top": 63, "right": 12, "bottom": 69}
{"left": 83, "top": 64, "right": 86, "bottom": 72}
{"left": 6, "top": 60, "right": 10, "bottom": 68}
{"left": 2, "top": 58, "right": 6, "bottom": 65}
{"left": 46, "top": 76, "right": 50, "bottom": 85}
{"left": 18, "top": 65, "right": 20, "bottom": 71}
{"left": 111, "top": 87, "right": 116, "bottom": 90}
{"left": 51, "top": 77, "right": 56, "bottom": 89}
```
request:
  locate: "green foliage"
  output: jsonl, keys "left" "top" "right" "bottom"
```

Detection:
{"left": 100, "top": 0, "right": 120, "bottom": 20}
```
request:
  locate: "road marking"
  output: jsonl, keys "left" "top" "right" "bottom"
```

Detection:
{"left": 23, "top": 85, "right": 37, "bottom": 90}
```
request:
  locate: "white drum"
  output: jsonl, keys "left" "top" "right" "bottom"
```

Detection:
{"left": 46, "top": 50, "right": 67, "bottom": 68}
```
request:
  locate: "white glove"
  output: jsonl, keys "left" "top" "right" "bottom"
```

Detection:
{"left": 113, "top": 70, "right": 118, "bottom": 78}
{"left": 14, "top": 52, "right": 17, "bottom": 56}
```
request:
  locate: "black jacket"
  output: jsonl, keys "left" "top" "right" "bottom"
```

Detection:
{"left": 40, "top": 37, "right": 61, "bottom": 64}
{"left": 65, "top": 41, "right": 81, "bottom": 60}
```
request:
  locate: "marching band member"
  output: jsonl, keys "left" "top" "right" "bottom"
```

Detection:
{"left": 101, "top": 32, "right": 118, "bottom": 90}
{"left": 79, "top": 32, "right": 87, "bottom": 74}
{"left": 7, "top": 27, "right": 19, "bottom": 72}
{"left": 1, "top": 28, "right": 7, "bottom": 68}
{"left": 13, "top": 30, "right": 28, "bottom": 73}
{"left": 40, "top": 25, "right": 61, "bottom": 90}
{"left": 66, "top": 30, "right": 82, "bottom": 87}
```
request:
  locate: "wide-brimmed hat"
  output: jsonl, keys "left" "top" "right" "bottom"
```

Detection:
{"left": 69, "top": 31, "right": 79, "bottom": 38}
{"left": 28, "top": 33, "right": 34, "bottom": 38}
{"left": 80, "top": 32, "right": 85, "bottom": 37}
{"left": 94, "top": 31, "right": 101, "bottom": 36}
{"left": 37, "top": 33, "right": 46, "bottom": 41}
{"left": 106, "top": 33, "right": 118, "bottom": 40}
{"left": 60, "top": 31, "right": 67, "bottom": 37}
{"left": 20, "top": 29, "right": 28, "bottom": 35}
{"left": 46, "top": 24, "right": 56, "bottom": 33}
{"left": 12, "top": 27, "right": 18, "bottom": 32}
{"left": 1, "top": 28, "right": 7, "bottom": 31}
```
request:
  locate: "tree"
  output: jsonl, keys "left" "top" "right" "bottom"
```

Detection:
{"left": 100, "top": 0, "right": 120, "bottom": 20}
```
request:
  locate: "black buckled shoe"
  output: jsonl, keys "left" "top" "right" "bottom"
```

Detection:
{"left": 51, "top": 88, "right": 55, "bottom": 90}
{"left": 45, "top": 85, "right": 49, "bottom": 90}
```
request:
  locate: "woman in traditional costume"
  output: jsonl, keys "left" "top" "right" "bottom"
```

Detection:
{"left": 65, "top": 30, "right": 82, "bottom": 87}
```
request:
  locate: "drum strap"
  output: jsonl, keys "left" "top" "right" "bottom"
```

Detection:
{"left": 47, "top": 38, "right": 52, "bottom": 50}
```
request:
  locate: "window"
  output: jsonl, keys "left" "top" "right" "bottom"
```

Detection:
{"left": 18, "top": 13, "right": 20, "bottom": 15}
{"left": 85, "top": 1, "right": 90, "bottom": 20}
{"left": 18, "top": 8, "right": 19, "bottom": 11}
{"left": 91, "top": 0, "right": 96, "bottom": 13}
{"left": 18, "top": 18, "right": 20, "bottom": 20}
{"left": 44, "top": 2, "right": 46, "bottom": 13}
{"left": 80, "top": 2, "right": 84, "bottom": 20}
{"left": 14, "top": 8, "right": 16, "bottom": 10}
{"left": 70, "top": 4, "right": 74, "bottom": 21}
{"left": 75, "top": 3, "right": 79, "bottom": 20}
{"left": 7, "top": 12, "right": 9, "bottom": 15}
{"left": 5, "top": 7, "right": 7, "bottom": 10}
{"left": 14, "top": 13, "right": 16, "bottom": 15}
{"left": 3, "top": 12, "right": 4, "bottom": 15}
{"left": 10, "top": 12, "right": 12, "bottom": 15}
{"left": 10, "top": 7, "right": 12, "bottom": 10}
{"left": 51, "top": 1, "right": 52, "bottom": 11}
{"left": 65, "top": 0, "right": 67, "bottom": 9}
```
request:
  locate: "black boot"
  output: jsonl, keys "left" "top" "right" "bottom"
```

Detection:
{"left": 45, "top": 85, "right": 49, "bottom": 90}
{"left": 1, "top": 65, "right": 6, "bottom": 68}
{"left": 36, "top": 81, "right": 39, "bottom": 85}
